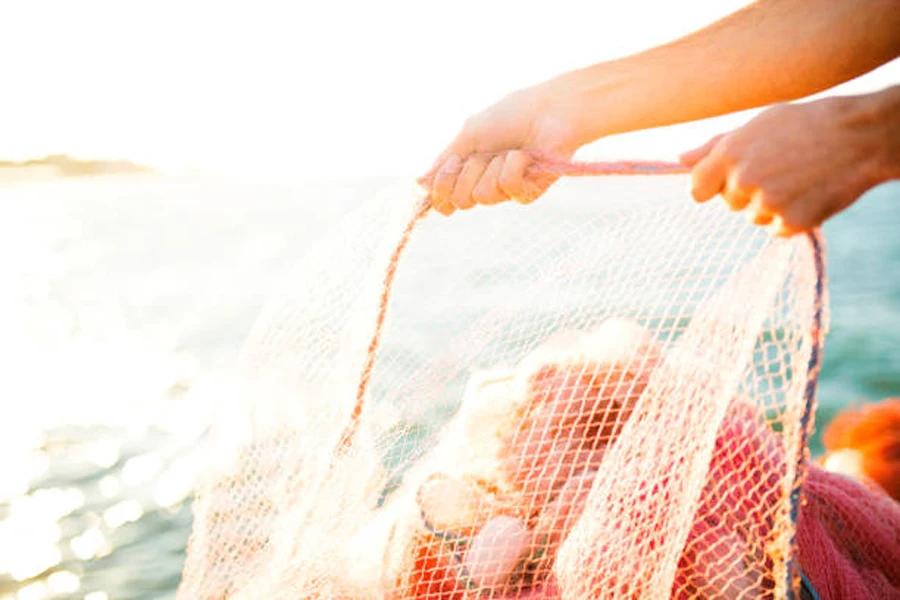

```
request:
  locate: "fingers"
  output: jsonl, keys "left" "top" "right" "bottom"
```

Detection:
{"left": 427, "top": 150, "right": 550, "bottom": 215}
{"left": 472, "top": 155, "right": 507, "bottom": 206}
{"left": 724, "top": 186, "right": 811, "bottom": 237}
{"left": 430, "top": 155, "right": 463, "bottom": 215}
{"left": 679, "top": 134, "right": 726, "bottom": 168}
{"left": 771, "top": 190, "right": 830, "bottom": 237}
{"left": 690, "top": 146, "right": 728, "bottom": 203}
{"left": 727, "top": 184, "right": 797, "bottom": 235}
{"left": 500, "top": 151, "right": 544, "bottom": 204}
{"left": 770, "top": 215, "right": 793, "bottom": 237}
{"left": 450, "top": 155, "right": 491, "bottom": 210}
{"left": 722, "top": 171, "right": 753, "bottom": 212}
{"left": 428, "top": 153, "right": 498, "bottom": 214}
{"left": 686, "top": 134, "right": 808, "bottom": 236}
{"left": 745, "top": 194, "right": 774, "bottom": 226}
{"left": 420, "top": 125, "right": 476, "bottom": 205}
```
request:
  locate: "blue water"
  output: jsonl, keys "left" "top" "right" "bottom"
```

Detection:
{"left": 814, "top": 182, "right": 900, "bottom": 447}
{"left": 0, "top": 175, "right": 897, "bottom": 599}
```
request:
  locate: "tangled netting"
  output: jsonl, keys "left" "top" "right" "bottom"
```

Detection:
{"left": 177, "top": 160, "right": 899, "bottom": 600}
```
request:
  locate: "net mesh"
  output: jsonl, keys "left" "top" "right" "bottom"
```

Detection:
{"left": 177, "top": 172, "right": 829, "bottom": 599}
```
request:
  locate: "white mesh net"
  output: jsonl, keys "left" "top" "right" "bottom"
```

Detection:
{"left": 178, "top": 175, "right": 825, "bottom": 599}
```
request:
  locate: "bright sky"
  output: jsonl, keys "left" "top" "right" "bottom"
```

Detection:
{"left": 2, "top": 0, "right": 897, "bottom": 177}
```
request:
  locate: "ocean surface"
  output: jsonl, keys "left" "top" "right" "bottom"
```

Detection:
{"left": 0, "top": 174, "right": 897, "bottom": 600}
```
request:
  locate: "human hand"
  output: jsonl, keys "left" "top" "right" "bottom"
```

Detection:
{"left": 420, "top": 82, "right": 587, "bottom": 216}
{"left": 680, "top": 95, "right": 891, "bottom": 236}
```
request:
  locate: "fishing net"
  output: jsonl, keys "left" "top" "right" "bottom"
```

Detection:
{"left": 177, "top": 165, "right": 834, "bottom": 599}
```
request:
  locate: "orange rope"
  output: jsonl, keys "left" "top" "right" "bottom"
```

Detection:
{"left": 335, "top": 200, "right": 431, "bottom": 454}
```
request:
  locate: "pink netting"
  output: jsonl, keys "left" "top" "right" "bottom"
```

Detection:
{"left": 176, "top": 163, "right": 898, "bottom": 600}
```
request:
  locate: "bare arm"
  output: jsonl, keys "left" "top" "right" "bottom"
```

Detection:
{"left": 426, "top": 0, "right": 900, "bottom": 215}
{"left": 561, "top": 0, "right": 900, "bottom": 144}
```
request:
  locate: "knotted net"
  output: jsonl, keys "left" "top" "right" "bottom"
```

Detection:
{"left": 177, "top": 163, "right": 832, "bottom": 599}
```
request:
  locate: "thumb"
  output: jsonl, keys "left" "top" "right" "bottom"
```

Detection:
{"left": 679, "top": 133, "right": 727, "bottom": 167}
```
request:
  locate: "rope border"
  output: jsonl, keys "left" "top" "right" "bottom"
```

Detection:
{"left": 786, "top": 230, "right": 827, "bottom": 599}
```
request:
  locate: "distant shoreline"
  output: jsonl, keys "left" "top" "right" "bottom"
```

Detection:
{"left": 0, "top": 154, "right": 152, "bottom": 181}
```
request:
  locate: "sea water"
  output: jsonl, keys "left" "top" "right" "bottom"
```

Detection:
{"left": 0, "top": 175, "right": 897, "bottom": 600}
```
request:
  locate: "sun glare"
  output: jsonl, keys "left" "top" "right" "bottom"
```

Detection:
{"left": 1, "top": 1, "right": 897, "bottom": 177}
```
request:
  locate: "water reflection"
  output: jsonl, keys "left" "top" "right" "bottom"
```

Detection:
{"left": 1, "top": 490, "right": 67, "bottom": 581}
{"left": 46, "top": 572, "right": 79, "bottom": 595}
{"left": 96, "top": 477, "right": 119, "bottom": 500}
{"left": 0, "top": 175, "right": 370, "bottom": 598}
{"left": 70, "top": 529, "right": 108, "bottom": 561}
{"left": 1, "top": 426, "right": 203, "bottom": 598}
{"left": 102, "top": 501, "right": 143, "bottom": 530}
{"left": 16, "top": 582, "right": 48, "bottom": 600}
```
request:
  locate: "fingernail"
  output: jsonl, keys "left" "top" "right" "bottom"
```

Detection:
{"left": 435, "top": 202, "right": 454, "bottom": 216}
{"left": 441, "top": 154, "right": 462, "bottom": 173}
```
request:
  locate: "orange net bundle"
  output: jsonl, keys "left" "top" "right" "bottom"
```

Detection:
{"left": 821, "top": 397, "right": 900, "bottom": 501}
{"left": 176, "top": 164, "right": 897, "bottom": 599}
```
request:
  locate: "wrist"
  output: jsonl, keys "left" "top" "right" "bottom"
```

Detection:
{"left": 542, "top": 63, "right": 633, "bottom": 148}
{"left": 872, "top": 86, "right": 900, "bottom": 180}
{"left": 846, "top": 86, "right": 900, "bottom": 182}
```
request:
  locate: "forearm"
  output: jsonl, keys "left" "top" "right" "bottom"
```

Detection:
{"left": 547, "top": 0, "right": 900, "bottom": 145}
{"left": 864, "top": 85, "right": 900, "bottom": 181}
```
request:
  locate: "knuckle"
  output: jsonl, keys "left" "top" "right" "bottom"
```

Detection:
{"left": 438, "top": 155, "right": 463, "bottom": 176}
{"left": 716, "top": 139, "right": 741, "bottom": 166}
{"left": 456, "top": 159, "right": 474, "bottom": 179}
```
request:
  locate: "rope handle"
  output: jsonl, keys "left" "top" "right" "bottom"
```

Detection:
{"left": 525, "top": 153, "right": 689, "bottom": 177}
{"left": 333, "top": 153, "right": 825, "bottom": 600}
{"left": 334, "top": 154, "right": 820, "bottom": 466}
{"left": 417, "top": 151, "right": 690, "bottom": 187}
{"left": 335, "top": 154, "right": 690, "bottom": 454}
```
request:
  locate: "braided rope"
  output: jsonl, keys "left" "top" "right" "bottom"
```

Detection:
{"left": 336, "top": 200, "right": 431, "bottom": 453}
{"left": 786, "top": 231, "right": 827, "bottom": 600}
